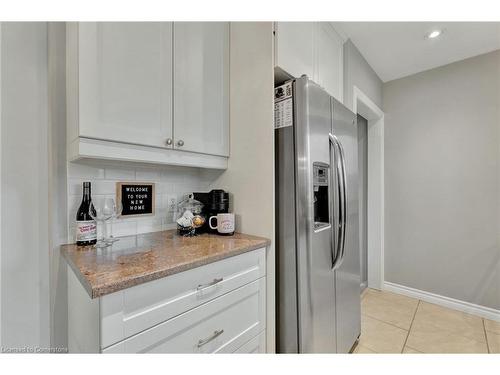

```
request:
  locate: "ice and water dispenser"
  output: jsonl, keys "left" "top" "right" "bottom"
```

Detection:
{"left": 313, "top": 163, "right": 330, "bottom": 230}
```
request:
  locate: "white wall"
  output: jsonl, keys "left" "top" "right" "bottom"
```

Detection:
{"left": 343, "top": 39, "right": 384, "bottom": 290}
{"left": 383, "top": 50, "right": 500, "bottom": 310}
{"left": 1, "top": 22, "right": 50, "bottom": 348}
{"left": 0, "top": 21, "right": 2, "bottom": 346}
{"left": 357, "top": 114, "right": 368, "bottom": 286}
{"left": 48, "top": 22, "right": 69, "bottom": 350}
{"left": 343, "top": 39, "right": 383, "bottom": 111}
{"left": 207, "top": 22, "right": 275, "bottom": 351}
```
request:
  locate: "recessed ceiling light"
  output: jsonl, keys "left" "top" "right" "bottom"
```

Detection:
{"left": 426, "top": 30, "right": 442, "bottom": 39}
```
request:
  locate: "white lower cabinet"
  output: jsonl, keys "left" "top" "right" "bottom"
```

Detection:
{"left": 234, "top": 330, "right": 266, "bottom": 353}
{"left": 67, "top": 248, "right": 267, "bottom": 354}
{"left": 103, "top": 278, "right": 266, "bottom": 353}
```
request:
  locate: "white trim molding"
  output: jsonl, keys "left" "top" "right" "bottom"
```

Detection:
{"left": 353, "top": 85, "right": 385, "bottom": 291}
{"left": 384, "top": 281, "right": 500, "bottom": 322}
{"left": 0, "top": 21, "right": 2, "bottom": 347}
{"left": 68, "top": 137, "right": 228, "bottom": 170}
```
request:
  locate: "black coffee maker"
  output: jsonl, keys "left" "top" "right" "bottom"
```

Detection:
{"left": 192, "top": 189, "right": 230, "bottom": 233}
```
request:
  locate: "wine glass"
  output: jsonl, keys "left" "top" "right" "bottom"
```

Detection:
{"left": 89, "top": 200, "right": 112, "bottom": 248}
{"left": 104, "top": 198, "right": 122, "bottom": 244}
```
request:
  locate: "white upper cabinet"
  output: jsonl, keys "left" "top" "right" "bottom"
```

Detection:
{"left": 75, "top": 22, "right": 173, "bottom": 148}
{"left": 173, "top": 22, "right": 229, "bottom": 157}
{"left": 274, "top": 22, "right": 344, "bottom": 102}
{"left": 274, "top": 22, "right": 315, "bottom": 80}
{"left": 67, "top": 22, "right": 230, "bottom": 169}
{"left": 316, "top": 23, "right": 344, "bottom": 102}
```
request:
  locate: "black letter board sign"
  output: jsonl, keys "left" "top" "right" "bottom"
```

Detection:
{"left": 116, "top": 182, "right": 155, "bottom": 217}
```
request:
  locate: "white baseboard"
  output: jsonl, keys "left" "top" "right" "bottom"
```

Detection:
{"left": 383, "top": 281, "right": 500, "bottom": 322}
{"left": 360, "top": 281, "right": 368, "bottom": 291}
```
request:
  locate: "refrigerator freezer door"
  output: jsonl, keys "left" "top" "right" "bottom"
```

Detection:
{"left": 294, "top": 77, "right": 337, "bottom": 353}
{"left": 331, "top": 98, "right": 361, "bottom": 353}
{"left": 275, "top": 123, "right": 299, "bottom": 353}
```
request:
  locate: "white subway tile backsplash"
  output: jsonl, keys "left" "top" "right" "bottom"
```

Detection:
{"left": 200, "top": 168, "right": 223, "bottom": 183}
{"left": 68, "top": 163, "right": 105, "bottom": 179}
{"left": 68, "top": 179, "right": 85, "bottom": 196}
{"left": 137, "top": 218, "right": 163, "bottom": 234}
{"left": 69, "top": 179, "right": 116, "bottom": 196}
{"left": 67, "top": 194, "right": 81, "bottom": 220}
{"left": 104, "top": 167, "right": 136, "bottom": 180}
{"left": 68, "top": 225, "right": 76, "bottom": 243}
{"left": 164, "top": 211, "right": 176, "bottom": 226}
{"left": 92, "top": 180, "right": 117, "bottom": 195}
{"left": 172, "top": 183, "right": 196, "bottom": 195}
{"left": 161, "top": 166, "right": 186, "bottom": 184}
{"left": 111, "top": 221, "right": 137, "bottom": 237}
{"left": 183, "top": 168, "right": 202, "bottom": 184}
{"left": 163, "top": 193, "right": 178, "bottom": 214}
{"left": 156, "top": 182, "right": 170, "bottom": 194}
{"left": 67, "top": 162, "right": 216, "bottom": 241}
{"left": 135, "top": 168, "right": 162, "bottom": 182}
{"left": 154, "top": 194, "right": 164, "bottom": 216}
{"left": 163, "top": 221, "right": 176, "bottom": 231}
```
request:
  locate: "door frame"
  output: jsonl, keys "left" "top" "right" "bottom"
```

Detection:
{"left": 0, "top": 21, "right": 2, "bottom": 346}
{"left": 352, "top": 86, "right": 384, "bottom": 290}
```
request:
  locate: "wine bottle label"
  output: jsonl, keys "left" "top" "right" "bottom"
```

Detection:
{"left": 76, "top": 220, "right": 97, "bottom": 242}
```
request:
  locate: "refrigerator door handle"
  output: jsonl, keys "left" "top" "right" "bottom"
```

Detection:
{"left": 329, "top": 133, "right": 348, "bottom": 270}
{"left": 329, "top": 134, "right": 340, "bottom": 269}
{"left": 338, "top": 135, "right": 348, "bottom": 268}
{"left": 336, "top": 134, "right": 348, "bottom": 269}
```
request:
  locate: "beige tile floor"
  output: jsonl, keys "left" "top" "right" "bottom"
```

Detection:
{"left": 353, "top": 288, "right": 500, "bottom": 354}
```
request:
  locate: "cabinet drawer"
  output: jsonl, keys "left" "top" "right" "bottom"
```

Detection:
{"left": 100, "top": 248, "right": 266, "bottom": 348}
{"left": 234, "top": 330, "right": 266, "bottom": 353}
{"left": 103, "top": 278, "right": 266, "bottom": 353}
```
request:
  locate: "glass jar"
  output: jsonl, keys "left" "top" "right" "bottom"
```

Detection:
{"left": 176, "top": 196, "right": 206, "bottom": 236}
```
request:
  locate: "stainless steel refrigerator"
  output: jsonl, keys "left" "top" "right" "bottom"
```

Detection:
{"left": 275, "top": 76, "right": 361, "bottom": 353}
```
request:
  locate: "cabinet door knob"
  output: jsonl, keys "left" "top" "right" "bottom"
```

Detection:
{"left": 177, "top": 140, "right": 184, "bottom": 147}
{"left": 166, "top": 138, "right": 173, "bottom": 146}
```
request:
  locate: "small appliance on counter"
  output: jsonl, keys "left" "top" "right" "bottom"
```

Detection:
{"left": 192, "top": 189, "right": 230, "bottom": 233}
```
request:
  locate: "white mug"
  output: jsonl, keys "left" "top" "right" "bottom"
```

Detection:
{"left": 209, "top": 213, "right": 235, "bottom": 235}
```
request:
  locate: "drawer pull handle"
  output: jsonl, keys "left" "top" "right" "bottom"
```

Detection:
{"left": 197, "top": 277, "right": 223, "bottom": 291}
{"left": 197, "top": 329, "right": 224, "bottom": 348}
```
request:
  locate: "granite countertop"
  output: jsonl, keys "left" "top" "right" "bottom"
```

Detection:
{"left": 61, "top": 230, "right": 270, "bottom": 299}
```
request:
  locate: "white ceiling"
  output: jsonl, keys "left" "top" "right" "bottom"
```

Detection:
{"left": 334, "top": 22, "right": 500, "bottom": 82}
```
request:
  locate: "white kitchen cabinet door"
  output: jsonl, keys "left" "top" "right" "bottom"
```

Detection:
{"left": 274, "top": 22, "right": 315, "bottom": 79}
{"left": 234, "top": 331, "right": 266, "bottom": 353}
{"left": 77, "top": 22, "right": 173, "bottom": 148}
{"left": 100, "top": 248, "right": 266, "bottom": 348}
{"left": 173, "top": 22, "right": 229, "bottom": 156}
{"left": 103, "top": 278, "right": 266, "bottom": 353}
{"left": 316, "top": 23, "right": 344, "bottom": 102}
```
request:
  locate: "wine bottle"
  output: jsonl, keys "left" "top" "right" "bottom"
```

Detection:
{"left": 76, "top": 182, "right": 97, "bottom": 246}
